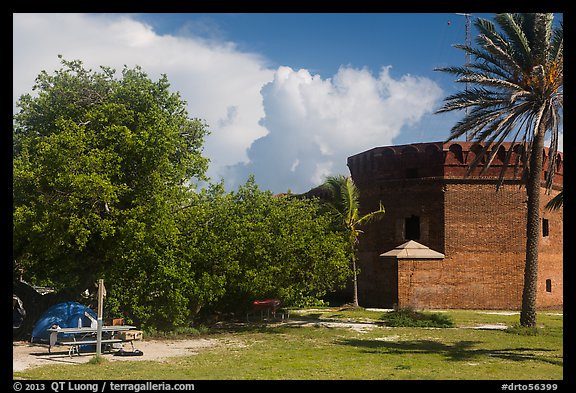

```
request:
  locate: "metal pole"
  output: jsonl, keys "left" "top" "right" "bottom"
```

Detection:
{"left": 456, "top": 13, "right": 473, "bottom": 141}
{"left": 96, "top": 279, "right": 104, "bottom": 356}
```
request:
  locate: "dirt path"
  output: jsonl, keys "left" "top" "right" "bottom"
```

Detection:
{"left": 13, "top": 338, "right": 217, "bottom": 373}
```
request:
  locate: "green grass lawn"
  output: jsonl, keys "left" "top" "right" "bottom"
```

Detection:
{"left": 13, "top": 309, "right": 563, "bottom": 380}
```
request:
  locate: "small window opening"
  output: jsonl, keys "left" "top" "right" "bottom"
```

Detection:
{"left": 545, "top": 279, "right": 552, "bottom": 293}
{"left": 405, "top": 215, "right": 420, "bottom": 240}
{"left": 405, "top": 168, "right": 418, "bottom": 178}
{"left": 542, "top": 218, "right": 549, "bottom": 237}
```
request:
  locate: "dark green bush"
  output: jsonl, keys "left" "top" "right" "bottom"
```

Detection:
{"left": 380, "top": 307, "right": 454, "bottom": 328}
{"left": 506, "top": 324, "right": 539, "bottom": 336}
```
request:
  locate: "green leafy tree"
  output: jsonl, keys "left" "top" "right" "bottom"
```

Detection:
{"left": 178, "top": 177, "right": 352, "bottom": 316}
{"left": 13, "top": 58, "right": 209, "bottom": 330}
{"left": 321, "top": 175, "right": 385, "bottom": 307}
{"left": 109, "top": 176, "right": 352, "bottom": 328}
{"left": 435, "top": 13, "right": 562, "bottom": 327}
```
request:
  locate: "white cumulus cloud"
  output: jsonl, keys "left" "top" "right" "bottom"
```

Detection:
{"left": 224, "top": 65, "right": 443, "bottom": 193}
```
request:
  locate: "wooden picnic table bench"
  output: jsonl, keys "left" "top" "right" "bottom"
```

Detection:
{"left": 47, "top": 325, "right": 140, "bottom": 357}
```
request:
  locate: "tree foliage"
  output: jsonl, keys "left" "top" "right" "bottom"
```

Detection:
{"left": 13, "top": 59, "right": 351, "bottom": 331}
{"left": 96, "top": 178, "right": 352, "bottom": 329}
{"left": 545, "top": 190, "right": 563, "bottom": 211}
{"left": 13, "top": 58, "right": 210, "bottom": 297}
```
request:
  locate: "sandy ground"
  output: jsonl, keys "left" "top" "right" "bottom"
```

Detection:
{"left": 13, "top": 338, "right": 217, "bottom": 373}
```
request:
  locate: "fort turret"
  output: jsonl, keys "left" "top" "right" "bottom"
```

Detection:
{"left": 344, "top": 141, "right": 563, "bottom": 310}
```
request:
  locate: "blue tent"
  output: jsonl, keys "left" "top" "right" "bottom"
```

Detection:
{"left": 31, "top": 301, "right": 97, "bottom": 343}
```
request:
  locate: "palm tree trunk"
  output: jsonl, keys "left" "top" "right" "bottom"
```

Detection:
{"left": 351, "top": 254, "right": 359, "bottom": 307}
{"left": 520, "top": 128, "right": 545, "bottom": 327}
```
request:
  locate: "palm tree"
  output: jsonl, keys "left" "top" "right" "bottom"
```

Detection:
{"left": 545, "top": 190, "right": 563, "bottom": 211}
{"left": 435, "top": 13, "right": 563, "bottom": 327}
{"left": 321, "top": 175, "right": 385, "bottom": 307}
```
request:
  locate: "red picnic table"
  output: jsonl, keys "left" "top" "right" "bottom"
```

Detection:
{"left": 246, "top": 299, "right": 289, "bottom": 321}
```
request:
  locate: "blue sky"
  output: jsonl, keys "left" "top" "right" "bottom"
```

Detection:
{"left": 12, "top": 13, "right": 562, "bottom": 194}
{"left": 135, "top": 13, "right": 475, "bottom": 75}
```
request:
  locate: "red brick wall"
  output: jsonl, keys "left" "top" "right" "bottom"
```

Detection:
{"left": 357, "top": 252, "right": 398, "bottom": 308}
{"left": 358, "top": 179, "right": 445, "bottom": 255}
{"left": 439, "top": 183, "right": 563, "bottom": 310}
{"left": 537, "top": 191, "right": 564, "bottom": 309}
{"left": 354, "top": 178, "right": 444, "bottom": 308}
{"left": 396, "top": 253, "right": 526, "bottom": 310}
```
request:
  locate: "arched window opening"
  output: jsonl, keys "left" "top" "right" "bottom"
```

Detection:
{"left": 470, "top": 144, "right": 485, "bottom": 163}
{"left": 496, "top": 145, "right": 507, "bottom": 163}
{"left": 447, "top": 143, "right": 464, "bottom": 164}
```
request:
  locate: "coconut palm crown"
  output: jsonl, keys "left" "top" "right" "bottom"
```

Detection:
{"left": 435, "top": 13, "right": 563, "bottom": 327}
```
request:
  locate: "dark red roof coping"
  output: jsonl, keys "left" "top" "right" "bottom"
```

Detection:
{"left": 347, "top": 141, "right": 563, "bottom": 185}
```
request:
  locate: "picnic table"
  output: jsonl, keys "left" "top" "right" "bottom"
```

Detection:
{"left": 47, "top": 325, "right": 140, "bottom": 357}
{"left": 246, "top": 299, "right": 290, "bottom": 321}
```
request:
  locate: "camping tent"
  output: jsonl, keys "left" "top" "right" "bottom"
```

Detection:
{"left": 31, "top": 301, "right": 97, "bottom": 343}
{"left": 13, "top": 294, "right": 26, "bottom": 329}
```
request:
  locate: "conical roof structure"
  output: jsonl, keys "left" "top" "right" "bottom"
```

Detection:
{"left": 380, "top": 240, "right": 444, "bottom": 259}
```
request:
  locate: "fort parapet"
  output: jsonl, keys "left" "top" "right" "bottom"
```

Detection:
{"left": 347, "top": 141, "right": 563, "bottom": 186}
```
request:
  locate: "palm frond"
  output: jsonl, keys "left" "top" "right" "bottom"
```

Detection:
{"left": 550, "top": 21, "right": 563, "bottom": 64}
{"left": 478, "top": 34, "right": 526, "bottom": 79}
{"left": 474, "top": 17, "right": 497, "bottom": 37}
{"left": 320, "top": 175, "right": 385, "bottom": 233}
{"left": 321, "top": 175, "right": 360, "bottom": 227}
{"left": 542, "top": 100, "right": 562, "bottom": 191}
{"left": 436, "top": 13, "right": 562, "bottom": 193}
{"left": 495, "top": 129, "right": 526, "bottom": 188}
{"left": 467, "top": 60, "right": 513, "bottom": 81}
{"left": 355, "top": 201, "right": 385, "bottom": 226}
{"left": 494, "top": 13, "right": 532, "bottom": 68}
{"left": 457, "top": 74, "right": 525, "bottom": 94}
{"left": 545, "top": 190, "right": 563, "bottom": 211}
{"left": 433, "top": 65, "right": 474, "bottom": 77}
{"left": 436, "top": 87, "right": 507, "bottom": 114}
{"left": 321, "top": 175, "right": 347, "bottom": 210}
{"left": 449, "top": 44, "right": 517, "bottom": 81}
{"left": 341, "top": 176, "right": 361, "bottom": 226}
{"left": 532, "top": 13, "right": 554, "bottom": 63}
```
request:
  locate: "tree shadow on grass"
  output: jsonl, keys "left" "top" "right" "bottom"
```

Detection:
{"left": 209, "top": 313, "right": 326, "bottom": 335}
{"left": 337, "top": 338, "right": 562, "bottom": 366}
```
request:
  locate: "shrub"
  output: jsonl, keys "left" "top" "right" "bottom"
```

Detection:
{"left": 380, "top": 307, "right": 454, "bottom": 328}
{"left": 88, "top": 355, "right": 109, "bottom": 365}
{"left": 144, "top": 325, "right": 209, "bottom": 338}
{"left": 506, "top": 324, "right": 539, "bottom": 336}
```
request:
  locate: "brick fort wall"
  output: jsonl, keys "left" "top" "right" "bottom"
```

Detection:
{"left": 348, "top": 141, "right": 563, "bottom": 310}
